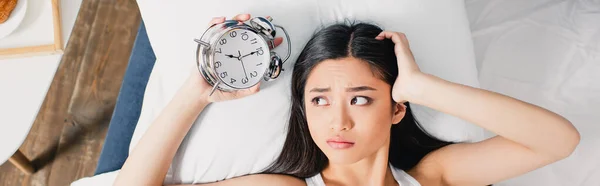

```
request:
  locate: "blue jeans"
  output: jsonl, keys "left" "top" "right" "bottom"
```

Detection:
{"left": 94, "top": 20, "right": 156, "bottom": 175}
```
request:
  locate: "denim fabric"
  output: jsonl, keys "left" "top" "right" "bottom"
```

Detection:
{"left": 94, "top": 20, "right": 156, "bottom": 175}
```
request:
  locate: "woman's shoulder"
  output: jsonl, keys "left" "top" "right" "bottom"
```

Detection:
{"left": 402, "top": 153, "right": 446, "bottom": 186}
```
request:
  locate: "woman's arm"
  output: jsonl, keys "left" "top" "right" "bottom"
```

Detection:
{"left": 114, "top": 72, "right": 263, "bottom": 185}
{"left": 413, "top": 73, "right": 580, "bottom": 160}
{"left": 409, "top": 73, "right": 580, "bottom": 185}
{"left": 113, "top": 77, "right": 209, "bottom": 185}
{"left": 114, "top": 14, "right": 292, "bottom": 186}
{"left": 377, "top": 31, "right": 580, "bottom": 185}
{"left": 114, "top": 73, "right": 300, "bottom": 186}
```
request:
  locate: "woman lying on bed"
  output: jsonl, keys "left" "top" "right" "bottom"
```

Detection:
{"left": 114, "top": 14, "right": 580, "bottom": 186}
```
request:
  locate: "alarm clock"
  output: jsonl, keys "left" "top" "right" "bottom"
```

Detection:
{"left": 195, "top": 16, "right": 291, "bottom": 95}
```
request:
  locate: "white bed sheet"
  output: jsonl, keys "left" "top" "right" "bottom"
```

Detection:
{"left": 465, "top": 0, "right": 600, "bottom": 185}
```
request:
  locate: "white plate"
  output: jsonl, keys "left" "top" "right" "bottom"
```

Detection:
{"left": 0, "top": 0, "right": 28, "bottom": 40}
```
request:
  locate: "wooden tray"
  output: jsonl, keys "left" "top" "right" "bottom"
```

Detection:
{"left": 0, "top": 0, "right": 62, "bottom": 59}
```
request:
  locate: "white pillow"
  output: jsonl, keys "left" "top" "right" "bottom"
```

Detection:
{"left": 132, "top": 0, "right": 484, "bottom": 184}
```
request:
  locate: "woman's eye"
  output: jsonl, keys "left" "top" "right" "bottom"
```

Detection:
{"left": 351, "top": 96, "right": 370, "bottom": 105}
{"left": 311, "top": 97, "right": 329, "bottom": 106}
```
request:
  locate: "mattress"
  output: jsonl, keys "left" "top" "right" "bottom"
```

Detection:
{"left": 465, "top": 0, "right": 600, "bottom": 185}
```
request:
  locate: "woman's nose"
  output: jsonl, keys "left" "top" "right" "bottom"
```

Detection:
{"left": 330, "top": 104, "right": 353, "bottom": 131}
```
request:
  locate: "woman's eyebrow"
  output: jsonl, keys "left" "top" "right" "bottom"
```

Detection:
{"left": 308, "top": 86, "right": 377, "bottom": 93}
{"left": 309, "top": 87, "right": 331, "bottom": 93}
{"left": 346, "top": 86, "right": 377, "bottom": 92}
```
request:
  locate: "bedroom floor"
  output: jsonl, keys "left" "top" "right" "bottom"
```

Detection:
{"left": 0, "top": 0, "right": 140, "bottom": 185}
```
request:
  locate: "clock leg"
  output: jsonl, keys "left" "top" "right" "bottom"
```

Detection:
{"left": 8, "top": 150, "right": 35, "bottom": 175}
{"left": 194, "top": 39, "right": 210, "bottom": 47}
{"left": 209, "top": 81, "right": 220, "bottom": 96}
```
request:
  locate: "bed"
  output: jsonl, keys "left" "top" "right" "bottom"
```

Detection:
{"left": 465, "top": 0, "right": 600, "bottom": 185}
{"left": 70, "top": 0, "right": 599, "bottom": 185}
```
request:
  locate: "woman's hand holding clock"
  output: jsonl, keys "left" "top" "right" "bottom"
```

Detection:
{"left": 187, "top": 13, "right": 284, "bottom": 104}
{"left": 115, "top": 14, "right": 288, "bottom": 186}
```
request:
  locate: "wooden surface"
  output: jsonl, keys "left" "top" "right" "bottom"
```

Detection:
{"left": 0, "top": 44, "right": 63, "bottom": 60}
{"left": 8, "top": 150, "right": 35, "bottom": 175}
{"left": 0, "top": 0, "right": 64, "bottom": 59}
{"left": 0, "top": 0, "right": 141, "bottom": 185}
{"left": 52, "top": 0, "right": 64, "bottom": 51}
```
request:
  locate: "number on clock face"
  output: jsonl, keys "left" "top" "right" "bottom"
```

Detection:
{"left": 213, "top": 29, "right": 271, "bottom": 88}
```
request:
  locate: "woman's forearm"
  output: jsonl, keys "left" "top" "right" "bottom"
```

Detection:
{"left": 409, "top": 73, "right": 579, "bottom": 159}
{"left": 115, "top": 78, "right": 209, "bottom": 186}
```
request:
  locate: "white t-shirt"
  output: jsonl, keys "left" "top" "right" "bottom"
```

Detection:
{"left": 305, "top": 164, "right": 421, "bottom": 186}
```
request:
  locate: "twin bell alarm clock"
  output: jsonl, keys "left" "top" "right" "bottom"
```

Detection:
{"left": 195, "top": 16, "right": 291, "bottom": 95}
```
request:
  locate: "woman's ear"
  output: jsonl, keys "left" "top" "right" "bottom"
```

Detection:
{"left": 392, "top": 102, "right": 407, "bottom": 124}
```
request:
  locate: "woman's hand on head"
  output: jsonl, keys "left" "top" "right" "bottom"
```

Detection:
{"left": 188, "top": 13, "right": 284, "bottom": 103}
{"left": 375, "top": 31, "right": 424, "bottom": 103}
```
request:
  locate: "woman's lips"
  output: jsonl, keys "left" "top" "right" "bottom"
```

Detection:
{"left": 327, "top": 137, "right": 355, "bottom": 149}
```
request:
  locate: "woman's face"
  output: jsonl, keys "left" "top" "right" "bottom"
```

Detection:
{"left": 304, "top": 57, "right": 406, "bottom": 164}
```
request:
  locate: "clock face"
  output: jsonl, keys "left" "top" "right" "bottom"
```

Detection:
{"left": 212, "top": 29, "right": 270, "bottom": 88}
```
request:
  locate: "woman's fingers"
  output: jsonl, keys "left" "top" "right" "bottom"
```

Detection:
{"left": 208, "top": 14, "right": 251, "bottom": 27}
{"left": 239, "top": 83, "right": 261, "bottom": 98}
{"left": 376, "top": 31, "right": 414, "bottom": 59}
{"left": 271, "top": 37, "right": 284, "bottom": 49}
{"left": 376, "top": 31, "right": 407, "bottom": 45}
{"left": 208, "top": 17, "right": 226, "bottom": 27}
{"left": 207, "top": 14, "right": 282, "bottom": 48}
{"left": 247, "top": 82, "right": 261, "bottom": 94}
{"left": 233, "top": 14, "right": 251, "bottom": 22}
{"left": 209, "top": 82, "right": 261, "bottom": 102}
{"left": 376, "top": 31, "right": 412, "bottom": 54}
{"left": 227, "top": 83, "right": 261, "bottom": 99}
{"left": 379, "top": 30, "right": 422, "bottom": 103}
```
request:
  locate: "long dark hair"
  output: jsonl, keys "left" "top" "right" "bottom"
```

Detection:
{"left": 263, "top": 22, "right": 452, "bottom": 178}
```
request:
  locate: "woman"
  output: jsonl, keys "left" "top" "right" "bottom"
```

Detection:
{"left": 260, "top": 21, "right": 580, "bottom": 186}
{"left": 114, "top": 14, "right": 580, "bottom": 186}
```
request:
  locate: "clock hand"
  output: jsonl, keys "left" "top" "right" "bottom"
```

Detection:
{"left": 240, "top": 58, "right": 249, "bottom": 80}
{"left": 225, "top": 54, "right": 237, "bottom": 58}
{"left": 240, "top": 51, "right": 256, "bottom": 59}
